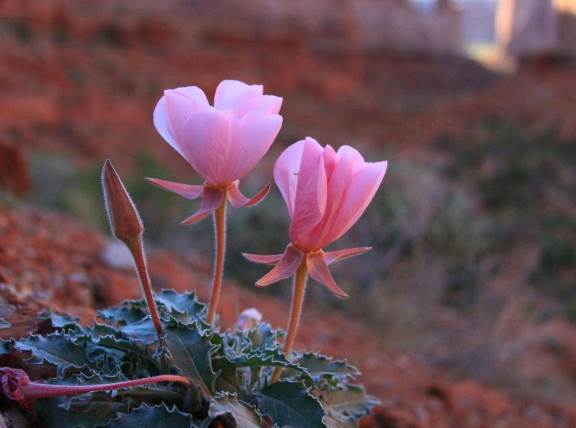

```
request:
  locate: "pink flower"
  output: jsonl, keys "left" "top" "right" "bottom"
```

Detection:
{"left": 148, "top": 80, "right": 283, "bottom": 223}
{"left": 244, "top": 137, "right": 387, "bottom": 298}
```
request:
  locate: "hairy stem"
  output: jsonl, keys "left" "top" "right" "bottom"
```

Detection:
{"left": 128, "top": 236, "right": 163, "bottom": 340}
{"left": 271, "top": 259, "right": 308, "bottom": 383}
{"left": 25, "top": 375, "right": 190, "bottom": 398}
{"left": 0, "top": 368, "right": 190, "bottom": 402}
{"left": 207, "top": 198, "right": 227, "bottom": 325}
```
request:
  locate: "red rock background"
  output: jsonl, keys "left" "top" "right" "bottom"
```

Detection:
{"left": 1, "top": 1, "right": 576, "bottom": 427}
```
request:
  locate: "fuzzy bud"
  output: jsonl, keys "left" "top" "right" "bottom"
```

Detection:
{"left": 101, "top": 159, "right": 143, "bottom": 243}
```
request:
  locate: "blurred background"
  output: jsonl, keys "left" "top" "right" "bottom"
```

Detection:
{"left": 1, "top": 0, "right": 576, "bottom": 425}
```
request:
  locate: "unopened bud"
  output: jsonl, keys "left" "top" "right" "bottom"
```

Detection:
{"left": 101, "top": 160, "right": 163, "bottom": 340}
{"left": 101, "top": 159, "right": 143, "bottom": 242}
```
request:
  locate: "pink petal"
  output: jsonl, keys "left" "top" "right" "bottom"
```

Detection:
{"left": 323, "top": 247, "right": 372, "bottom": 265}
{"left": 176, "top": 109, "right": 232, "bottom": 185}
{"left": 164, "top": 88, "right": 208, "bottom": 136}
{"left": 214, "top": 80, "right": 263, "bottom": 112}
{"left": 255, "top": 245, "right": 304, "bottom": 287}
{"left": 254, "top": 95, "right": 283, "bottom": 115}
{"left": 289, "top": 138, "right": 327, "bottom": 246}
{"left": 273, "top": 139, "right": 306, "bottom": 216}
{"left": 153, "top": 87, "right": 210, "bottom": 160}
{"left": 146, "top": 178, "right": 203, "bottom": 200}
{"left": 181, "top": 187, "right": 225, "bottom": 225}
{"left": 324, "top": 161, "right": 387, "bottom": 245}
{"left": 227, "top": 182, "right": 271, "bottom": 208}
{"left": 234, "top": 95, "right": 283, "bottom": 116}
{"left": 153, "top": 97, "right": 183, "bottom": 158}
{"left": 171, "top": 86, "right": 209, "bottom": 106}
{"left": 312, "top": 145, "right": 365, "bottom": 246}
{"left": 322, "top": 145, "right": 337, "bottom": 180}
{"left": 221, "top": 112, "right": 282, "bottom": 183}
{"left": 306, "top": 252, "right": 349, "bottom": 299}
{"left": 242, "top": 253, "right": 283, "bottom": 265}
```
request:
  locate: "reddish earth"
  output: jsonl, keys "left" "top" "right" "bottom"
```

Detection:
{"left": 1, "top": 203, "right": 576, "bottom": 427}
{"left": 1, "top": 1, "right": 574, "bottom": 175}
{"left": 0, "top": 0, "right": 496, "bottom": 170}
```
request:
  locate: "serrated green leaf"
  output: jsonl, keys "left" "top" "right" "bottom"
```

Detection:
{"left": 224, "top": 349, "right": 290, "bottom": 369}
{"left": 83, "top": 342, "right": 124, "bottom": 375}
{"left": 89, "top": 323, "right": 123, "bottom": 339}
{"left": 165, "top": 322, "right": 215, "bottom": 396}
{"left": 209, "top": 393, "right": 260, "bottom": 427}
{"left": 213, "top": 336, "right": 308, "bottom": 395}
{"left": 102, "top": 403, "right": 195, "bottom": 428}
{"left": 255, "top": 380, "right": 326, "bottom": 428}
{"left": 93, "top": 334, "right": 160, "bottom": 377}
{"left": 100, "top": 291, "right": 207, "bottom": 331}
{"left": 37, "top": 395, "right": 129, "bottom": 428}
{"left": 155, "top": 290, "right": 207, "bottom": 322}
{"left": 247, "top": 323, "right": 282, "bottom": 351}
{"left": 223, "top": 349, "right": 312, "bottom": 392}
{"left": 118, "top": 317, "right": 159, "bottom": 345}
{"left": 98, "top": 302, "right": 148, "bottom": 327}
{"left": 320, "top": 384, "right": 378, "bottom": 423}
{"left": 39, "top": 311, "right": 81, "bottom": 330}
{"left": 15, "top": 333, "right": 89, "bottom": 375}
{"left": 211, "top": 359, "right": 241, "bottom": 394}
{"left": 295, "top": 353, "right": 359, "bottom": 381}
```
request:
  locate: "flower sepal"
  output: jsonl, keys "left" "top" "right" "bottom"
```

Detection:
{"left": 147, "top": 178, "right": 270, "bottom": 225}
{"left": 244, "top": 245, "right": 372, "bottom": 298}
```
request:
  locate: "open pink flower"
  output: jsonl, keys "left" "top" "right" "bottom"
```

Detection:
{"left": 148, "top": 80, "right": 283, "bottom": 224}
{"left": 244, "top": 137, "right": 387, "bottom": 298}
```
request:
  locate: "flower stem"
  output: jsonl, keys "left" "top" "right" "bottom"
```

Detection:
{"left": 207, "top": 197, "right": 227, "bottom": 325}
{"left": 25, "top": 375, "right": 190, "bottom": 398}
{"left": 272, "top": 259, "right": 308, "bottom": 383}
{"left": 0, "top": 368, "right": 190, "bottom": 402}
{"left": 128, "top": 236, "right": 163, "bottom": 340}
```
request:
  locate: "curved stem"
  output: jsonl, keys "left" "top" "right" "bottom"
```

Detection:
{"left": 271, "top": 259, "right": 308, "bottom": 383}
{"left": 207, "top": 197, "right": 227, "bottom": 325}
{"left": 129, "top": 236, "right": 163, "bottom": 340}
{"left": 22, "top": 375, "right": 190, "bottom": 399}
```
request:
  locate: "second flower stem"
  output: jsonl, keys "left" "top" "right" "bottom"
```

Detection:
{"left": 272, "top": 259, "right": 308, "bottom": 383}
{"left": 207, "top": 198, "right": 227, "bottom": 325}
